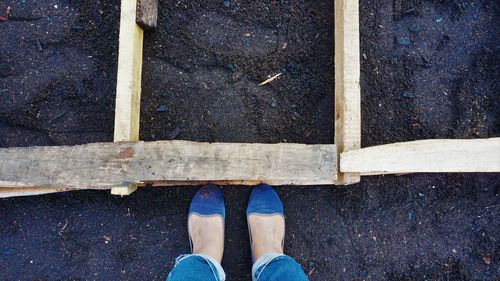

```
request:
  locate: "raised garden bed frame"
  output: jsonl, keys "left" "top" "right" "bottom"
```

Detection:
{"left": 0, "top": 0, "right": 498, "bottom": 198}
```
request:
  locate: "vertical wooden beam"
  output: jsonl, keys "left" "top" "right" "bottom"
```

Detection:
{"left": 114, "top": 0, "right": 143, "bottom": 142}
{"left": 112, "top": 0, "right": 145, "bottom": 195}
{"left": 334, "top": 0, "right": 361, "bottom": 185}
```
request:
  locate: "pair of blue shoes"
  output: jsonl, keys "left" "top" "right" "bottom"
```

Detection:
{"left": 188, "top": 184, "right": 284, "bottom": 262}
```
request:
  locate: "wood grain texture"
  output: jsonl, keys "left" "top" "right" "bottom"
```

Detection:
{"left": 114, "top": 0, "right": 143, "bottom": 142}
{"left": 0, "top": 141, "right": 337, "bottom": 195}
{"left": 112, "top": 0, "right": 145, "bottom": 195}
{"left": 136, "top": 0, "right": 158, "bottom": 30}
{"left": 334, "top": 0, "right": 361, "bottom": 185}
{"left": 0, "top": 187, "right": 78, "bottom": 198}
{"left": 340, "top": 138, "right": 500, "bottom": 174}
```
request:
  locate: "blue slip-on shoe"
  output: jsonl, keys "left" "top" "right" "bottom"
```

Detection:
{"left": 188, "top": 184, "right": 225, "bottom": 253}
{"left": 246, "top": 184, "right": 285, "bottom": 263}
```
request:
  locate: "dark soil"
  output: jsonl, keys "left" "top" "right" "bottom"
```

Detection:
{"left": 1, "top": 0, "right": 499, "bottom": 280}
{"left": 0, "top": 0, "right": 118, "bottom": 147}
{"left": 140, "top": 1, "right": 334, "bottom": 143}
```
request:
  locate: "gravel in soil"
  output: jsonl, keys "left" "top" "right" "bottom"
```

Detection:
{"left": 0, "top": 0, "right": 499, "bottom": 280}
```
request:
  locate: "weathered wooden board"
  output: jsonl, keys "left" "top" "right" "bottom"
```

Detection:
{"left": 0, "top": 187, "right": 78, "bottom": 198}
{"left": 340, "top": 138, "right": 500, "bottom": 175}
{"left": 136, "top": 0, "right": 158, "bottom": 30}
{"left": 0, "top": 141, "right": 337, "bottom": 197}
{"left": 334, "top": 0, "right": 361, "bottom": 185}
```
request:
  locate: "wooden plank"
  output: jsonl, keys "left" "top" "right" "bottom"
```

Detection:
{"left": 112, "top": 0, "right": 145, "bottom": 195}
{"left": 0, "top": 187, "right": 78, "bottom": 198}
{"left": 136, "top": 0, "right": 158, "bottom": 30}
{"left": 114, "top": 0, "right": 143, "bottom": 142}
{"left": 340, "top": 138, "right": 500, "bottom": 175}
{"left": 334, "top": 0, "right": 361, "bottom": 185}
{"left": 0, "top": 141, "right": 337, "bottom": 195}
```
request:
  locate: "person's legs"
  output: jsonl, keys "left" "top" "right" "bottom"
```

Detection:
{"left": 247, "top": 184, "right": 309, "bottom": 281}
{"left": 252, "top": 254, "right": 308, "bottom": 281}
{"left": 166, "top": 254, "right": 224, "bottom": 281}
{"left": 166, "top": 185, "right": 226, "bottom": 281}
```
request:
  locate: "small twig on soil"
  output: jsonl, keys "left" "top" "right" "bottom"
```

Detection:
{"left": 49, "top": 111, "right": 67, "bottom": 124}
{"left": 59, "top": 219, "right": 69, "bottom": 236}
{"left": 190, "top": 3, "right": 198, "bottom": 15}
{"left": 259, "top": 73, "right": 282, "bottom": 86}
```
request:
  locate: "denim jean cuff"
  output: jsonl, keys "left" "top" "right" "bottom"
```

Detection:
{"left": 252, "top": 253, "right": 286, "bottom": 281}
{"left": 176, "top": 254, "right": 226, "bottom": 281}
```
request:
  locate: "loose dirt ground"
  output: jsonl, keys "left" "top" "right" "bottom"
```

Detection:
{"left": 0, "top": 0, "right": 499, "bottom": 280}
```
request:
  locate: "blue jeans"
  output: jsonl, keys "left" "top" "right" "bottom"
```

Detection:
{"left": 166, "top": 253, "right": 309, "bottom": 281}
